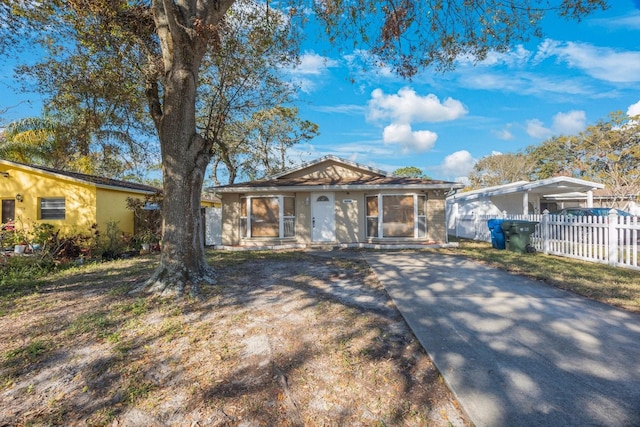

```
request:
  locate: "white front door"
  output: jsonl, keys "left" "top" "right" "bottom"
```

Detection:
{"left": 311, "top": 193, "right": 335, "bottom": 242}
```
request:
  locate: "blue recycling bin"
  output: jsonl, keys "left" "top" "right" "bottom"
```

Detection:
{"left": 487, "top": 218, "right": 506, "bottom": 249}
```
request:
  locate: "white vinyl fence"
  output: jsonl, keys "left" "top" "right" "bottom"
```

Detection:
{"left": 451, "top": 210, "right": 640, "bottom": 270}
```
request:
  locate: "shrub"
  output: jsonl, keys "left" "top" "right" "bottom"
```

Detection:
{"left": 0, "top": 254, "right": 57, "bottom": 286}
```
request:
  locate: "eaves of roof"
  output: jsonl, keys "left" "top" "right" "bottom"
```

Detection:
{"left": 0, "top": 159, "right": 159, "bottom": 194}
{"left": 210, "top": 177, "right": 464, "bottom": 193}
{"left": 447, "top": 177, "right": 604, "bottom": 202}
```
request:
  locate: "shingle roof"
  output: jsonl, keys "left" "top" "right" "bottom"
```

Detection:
{"left": 209, "top": 155, "right": 463, "bottom": 193}
{"left": 212, "top": 175, "right": 463, "bottom": 194}
{"left": 1, "top": 159, "right": 159, "bottom": 193}
{"left": 217, "top": 175, "right": 455, "bottom": 189}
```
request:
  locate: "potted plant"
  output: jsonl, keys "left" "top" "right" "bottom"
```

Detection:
{"left": 137, "top": 229, "right": 157, "bottom": 252}
{"left": 11, "top": 230, "right": 28, "bottom": 254}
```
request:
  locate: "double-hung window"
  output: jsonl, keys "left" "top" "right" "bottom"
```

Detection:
{"left": 40, "top": 197, "right": 66, "bottom": 220}
{"left": 240, "top": 196, "right": 295, "bottom": 238}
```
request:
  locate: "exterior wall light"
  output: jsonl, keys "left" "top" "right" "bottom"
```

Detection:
{"left": 16, "top": 194, "right": 23, "bottom": 202}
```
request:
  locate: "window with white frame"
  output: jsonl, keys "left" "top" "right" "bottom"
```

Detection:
{"left": 240, "top": 196, "right": 296, "bottom": 238}
{"left": 40, "top": 197, "right": 66, "bottom": 220}
{"left": 366, "top": 194, "right": 427, "bottom": 238}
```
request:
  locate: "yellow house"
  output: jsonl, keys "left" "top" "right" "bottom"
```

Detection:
{"left": 0, "top": 159, "right": 160, "bottom": 236}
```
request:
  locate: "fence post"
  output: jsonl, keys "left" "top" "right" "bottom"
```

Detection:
{"left": 608, "top": 209, "right": 619, "bottom": 266}
{"left": 542, "top": 210, "right": 550, "bottom": 254}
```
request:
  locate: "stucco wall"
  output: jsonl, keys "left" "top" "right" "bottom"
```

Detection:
{"left": 334, "top": 191, "right": 364, "bottom": 243}
{"left": 295, "top": 193, "right": 311, "bottom": 243}
{"left": 426, "top": 193, "right": 447, "bottom": 242}
{"left": 218, "top": 189, "right": 449, "bottom": 246}
{"left": 221, "top": 193, "right": 241, "bottom": 246}
{"left": 0, "top": 163, "right": 98, "bottom": 235}
{"left": 0, "top": 162, "right": 158, "bottom": 237}
{"left": 96, "top": 188, "right": 143, "bottom": 235}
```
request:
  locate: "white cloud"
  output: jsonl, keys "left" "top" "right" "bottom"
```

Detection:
{"left": 312, "top": 104, "right": 365, "bottom": 115}
{"left": 439, "top": 150, "right": 476, "bottom": 180}
{"left": 526, "top": 119, "right": 554, "bottom": 139}
{"left": 492, "top": 126, "right": 514, "bottom": 141}
{"left": 552, "top": 110, "right": 586, "bottom": 135}
{"left": 293, "top": 52, "right": 338, "bottom": 75}
{"left": 456, "top": 44, "right": 532, "bottom": 69}
{"left": 533, "top": 39, "right": 561, "bottom": 64}
{"left": 364, "top": 87, "right": 467, "bottom": 154}
{"left": 592, "top": 12, "right": 640, "bottom": 30}
{"left": 382, "top": 123, "right": 438, "bottom": 153}
{"left": 287, "top": 51, "right": 338, "bottom": 93}
{"left": 460, "top": 70, "right": 592, "bottom": 97}
{"left": 367, "top": 87, "right": 468, "bottom": 124}
{"left": 526, "top": 110, "right": 587, "bottom": 140}
{"left": 343, "top": 49, "right": 395, "bottom": 79}
{"left": 479, "top": 45, "right": 532, "bottom": 67}
{"left": 535, "top": 39, "right": 640, "bottom": 83}
{"left": 628, "top": 100, "right": 640, "bottom": 117}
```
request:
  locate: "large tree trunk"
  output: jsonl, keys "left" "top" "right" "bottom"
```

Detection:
{"left": 140, "top": 0, "right": 232, "bottom": 297}
{"left": 144, "top": 65, "right": 215, "bottom": 298}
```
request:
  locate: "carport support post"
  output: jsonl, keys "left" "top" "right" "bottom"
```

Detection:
{"left": 542, "top": 210, "right": 550, "bottom": 254}
{"left": 522, "top": 190, "right": 529, "bottom": 215}
{"left": 608, "top": 209, "right": 619, "bottom": 266}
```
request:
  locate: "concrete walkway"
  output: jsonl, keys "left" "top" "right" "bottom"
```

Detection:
{"left": 362, "top": 251, "right": 640, "bottom": 427}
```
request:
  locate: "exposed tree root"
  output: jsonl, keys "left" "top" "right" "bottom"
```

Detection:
{"left": 131, "top": 263, "right": 216, "bottom": 299}
{"left": 274, "top": 364, "right": 303, "bottom": 427}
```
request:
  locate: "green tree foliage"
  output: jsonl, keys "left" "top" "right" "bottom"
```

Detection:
{"left": 526, "top": 135, "right": 580, "bottom": 180}
{"left": 391, "top": 166, "right": 430, "bottom": 179}
{"left": 10, "top": 10, "right": 158, "bottom": 180}
{"left": 0, "top": 115, "right": 152, "bottom": 179}
{"left": 527, "top": 112, "right": 640, "bottom": 203}
{"left": 311, "top": 0, "right": 607, "bottom": 77}
{"left": 0, "top": 116, "right": 67, "bottom": 167}
{"left": 195, "top": 4, "right": 315, "bottom": 184}
{"left": 241, "top": 106, "right": 319, "bottom": 181}
{"left": 0, "top": 0, "right": 608, "bottom": 296}
{"left": 468, "top": 153, "right": 534, "bottom": 189}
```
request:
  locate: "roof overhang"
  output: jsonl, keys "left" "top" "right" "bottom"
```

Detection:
{"left": 447, "top": 177, "right": 605, "bottom": 203}
{"left": 0, "top": 158, "right": 158, "bottom": 195}
{"left": 211, "top": 183, "right": 463, "bottom": 193}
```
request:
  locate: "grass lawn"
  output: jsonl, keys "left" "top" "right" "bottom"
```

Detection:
{"left": 0, "top": 250, "right": 469, "bottom": 426}
{"left": 438, "top": 239, "right": 640, "bottom": 314}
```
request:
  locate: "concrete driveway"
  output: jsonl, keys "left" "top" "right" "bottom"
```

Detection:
{"left": 362, "top": 251, "right": 640, "bottom": 427}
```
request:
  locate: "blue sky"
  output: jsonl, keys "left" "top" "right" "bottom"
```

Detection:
{"left": 287, "top": 1, "right": 640, "bottom": 182}
{"left": 1, "top": 1, "right": 640, "bottom": 184}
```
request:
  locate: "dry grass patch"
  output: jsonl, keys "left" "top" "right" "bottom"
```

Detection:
{"left": 439, "top": 239, "right": 640, "bottom": 313}
{"left": 1, "top": 251, "right": 469, "bottom": 426}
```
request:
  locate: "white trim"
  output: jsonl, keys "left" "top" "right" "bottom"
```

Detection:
{"left": 366, "top": 192, "right": 427, "bottom": 239}
{"left": 447, "top": 177, "right": 605, "bottom": 203}
{"left": 241, "top": 195, "right": 296, "bottom": 239}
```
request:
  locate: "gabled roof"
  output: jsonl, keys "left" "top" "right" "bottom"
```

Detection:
{"left": 448, "top": 176, "right": 605, "bottom": 202}
{"left": 0, "top": 159, "right": 159, "bottom": 194}
{"left": 267, "top": 155, "right": 388, "bottom": 179}
{"left": 210, "top": 155, "right": 463, "bottom": 193}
